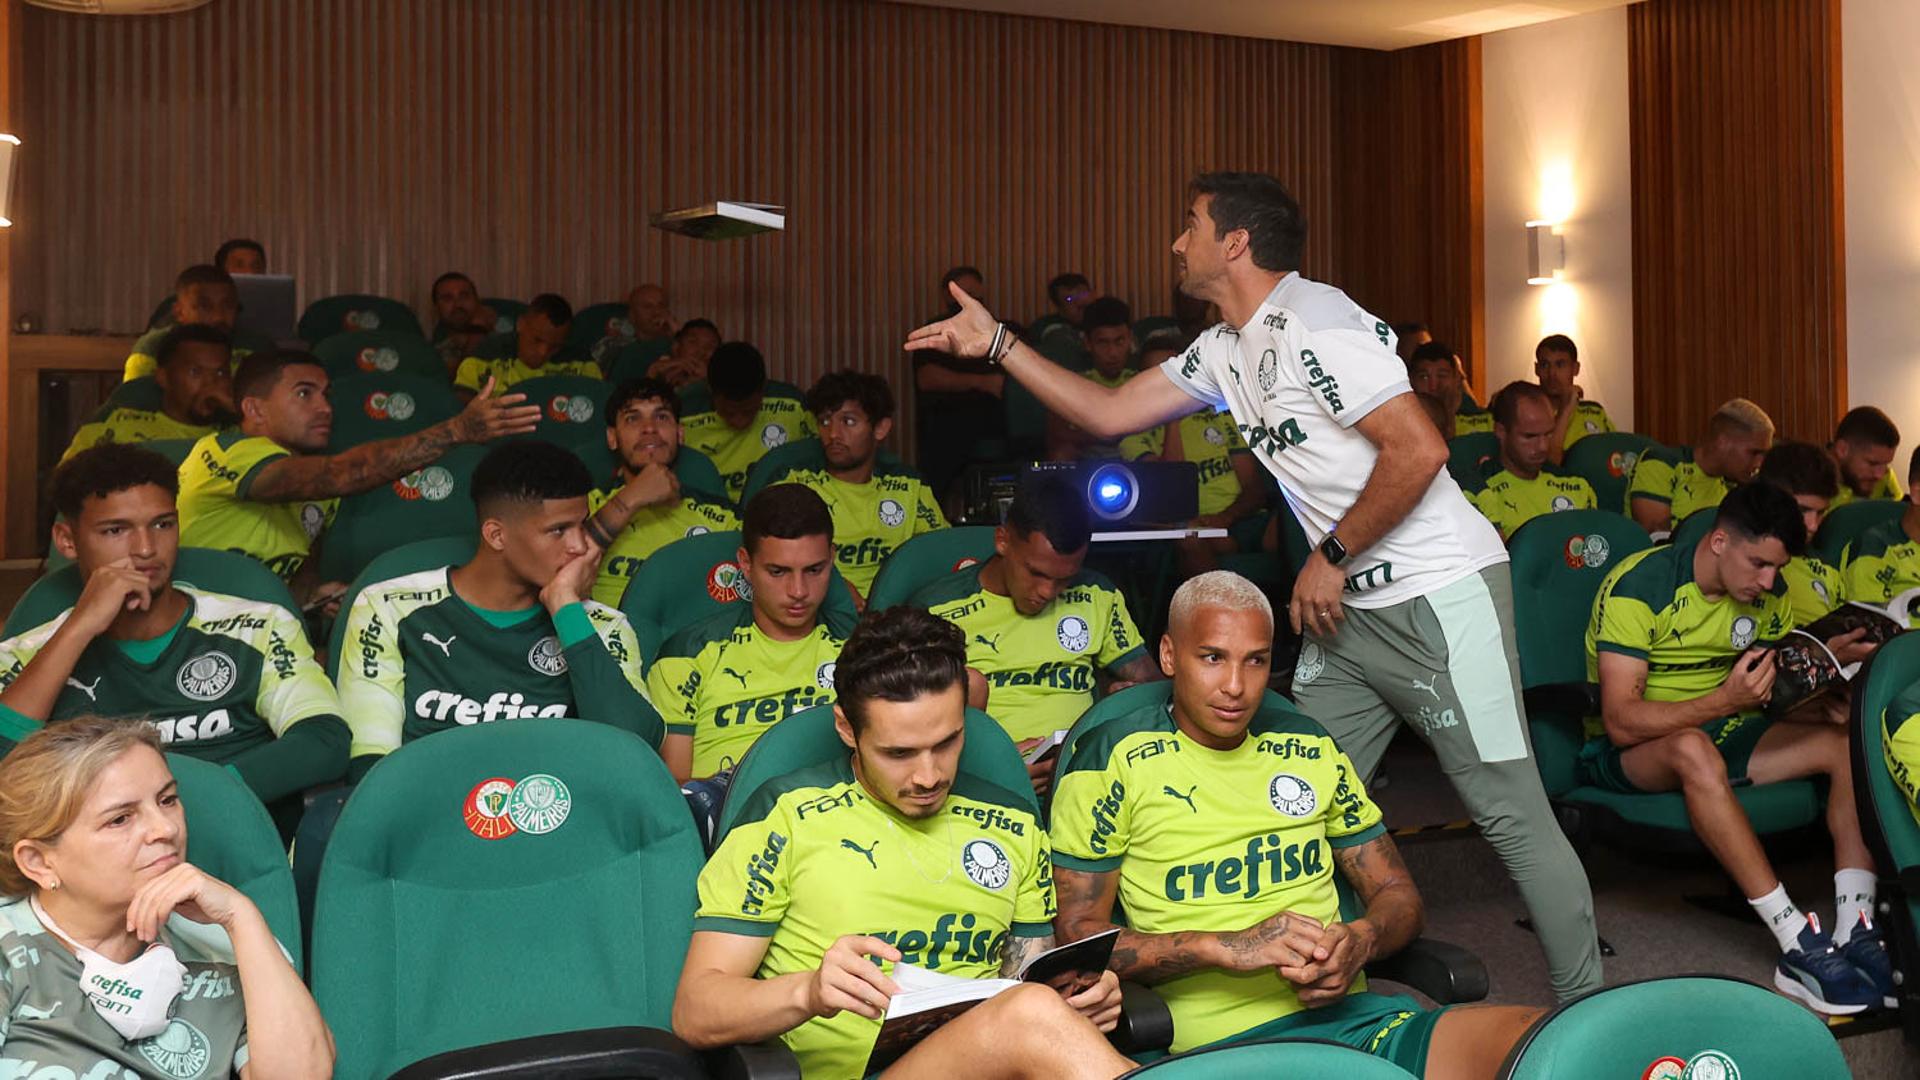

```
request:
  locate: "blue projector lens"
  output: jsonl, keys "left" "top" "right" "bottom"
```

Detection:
{"left": 1087, "top": 465, "right": 1137, "bottom": 520}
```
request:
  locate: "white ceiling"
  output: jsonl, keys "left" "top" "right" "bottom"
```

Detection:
{"left": 887, "top": 0, "right": 1640, "bottom": 51}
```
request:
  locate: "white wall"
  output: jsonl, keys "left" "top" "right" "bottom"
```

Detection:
{"left": 1480, "top": 7, "right": 1634, "bottom": 430}
{"left": 1844, "top": 0, "right": 1920, "bottom": 465}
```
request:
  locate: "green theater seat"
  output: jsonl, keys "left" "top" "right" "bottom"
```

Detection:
{"left": 509, "top": 373, "right": 612, "bottom": 446}
{"left": 312, "top": 444, "right": 483, "bottom": 587}
{"left": 323, "top": 371, "right": 459, "bottom": 452}
{"left": 312, "top": 329, "right": 446, "bottom": 382}
{"left": 298, "top": 293, "right": 424, "bottom": 344}
{"left": 866, "top": 526, "right": 998, "bottom": 611}
{"left": 1446, "top": 432, "right": 1499, "bottom": 494}
{"left": 1818, "top": 498, "right": 1908, "bottom": 567}
{"left": 1849, "top": 629, "right": 1920, "bottom": 1039}
{"left": 1562, "top": 432, "right": 1657, "bottom": 515}
{"left": 1123, "top": 1039, "right": 1417, "bottom": 1077}
{"left": 169, "top": 753, "right": 304, "bottom": 974}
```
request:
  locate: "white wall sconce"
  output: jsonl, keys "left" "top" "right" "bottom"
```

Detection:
{"left": 1526, "top": 221, "right": 1563, "bottom": 285}
{"left": 0, "top": 134, "right": 18, "bottom": 227}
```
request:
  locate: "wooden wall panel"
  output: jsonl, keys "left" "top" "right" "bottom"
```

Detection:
{"left": 10, "top": 0, "right": 1349, "bottom": 460}
{"left": 1627, "top": 0, "right": 1846, "bottom": 445}
{"left": 1329, "top": 37, "right": 1486, "bottom": 391}
{"left": 0, "top": 0, "right": 19, "bottom": 557}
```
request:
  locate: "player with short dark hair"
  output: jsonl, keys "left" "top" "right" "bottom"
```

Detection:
{"left": 1829, "top": 406, "right": 1903, "bottom": 509}
{"left": 1406, "top": 340, "right": 1487, "bottom": 434}
{"left": 648, "top": 484, "right": 853, "bottom": 781}
{"left": 1532, "top": 334, "right": 1615, "bottom": 461}
{"left": 177, "top": 348, "right": 540, "bottom": 586}
{"left": 1842, "top": 444, "right": 1920, "bottom": 625}
{"left": 648, "top": 317, "right": 722, "bottom": 387}
{"left": 213, "top": 238, "right": 266, "bottom": 275}
{"left": 673, "top": 605, "right": 1131, "bottom": 1080}
{"left": 0, "top": 445, "right": 349, "bottom": 803}
{"left": 64, "top": 324, "right": 236, "bottom": 461}
{"left": 1586, "top": 480, "right": 1889, "bottom": 1012}
{"left": 124, "top": 265, "right": 275, "bottom": 382}
{"left": 681, "top": 342, "right": 817, "bottom": 501}
{"left": 582, "top": 377, "right": 738, "bottom": 606}
{"left": 1758, "top": 441, "right": 1849, "bottom": 625}
{"left": 1472, "top": 381, "right": 1596, "bottom": 541}
{"left": 337, "top": 441, "right": 659, "bottom": 778}
{"left": 453, "top": 292, "right": 597, "bottom": 396}
{"left": 1629, "top": 398, "right": 1775, "bottom": 534}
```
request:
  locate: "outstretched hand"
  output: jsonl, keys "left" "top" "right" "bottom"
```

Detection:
{"left": 903, "top": 282, "right": 1001, "bottom": 359}
{"left": 453, "top": 376, "right": 544, "bottom": 442}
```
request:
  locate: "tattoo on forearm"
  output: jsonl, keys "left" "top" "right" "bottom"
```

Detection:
{"left": 253, "top": 424, "right": 460, "bottom": 502}
{"left": 999, "top": 934, "right": 1054, "bottom": 977}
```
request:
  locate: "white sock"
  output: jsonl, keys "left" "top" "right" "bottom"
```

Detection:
{"left": 1749, "top": 884, "right": 1805, "bottom": 952}
{"left": 1833, "top": 868, "right": 1877, "bottom": 945}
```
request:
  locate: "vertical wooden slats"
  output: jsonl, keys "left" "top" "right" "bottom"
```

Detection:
{"left": 1627, "top": 0, "right": 1846, "bottom": 445}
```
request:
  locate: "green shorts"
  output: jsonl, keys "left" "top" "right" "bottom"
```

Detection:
{"left": 1578, "top": 712, "right": 1772, "bottom": 793}
{"left": 1204, "top": 991, "right": 1449, "bottom": 1075}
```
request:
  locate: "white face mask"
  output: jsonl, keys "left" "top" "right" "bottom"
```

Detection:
{"left": 31, "top": 895, "right": 187, "bottom": 1042}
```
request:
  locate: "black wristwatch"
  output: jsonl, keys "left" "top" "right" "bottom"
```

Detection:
{"left": 1318, "top": 532, "right": 1349, "bottom": 567}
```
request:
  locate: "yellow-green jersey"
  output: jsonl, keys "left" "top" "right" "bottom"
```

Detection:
{"left": 1049, "top": 697, "right": 1385, "bottom": 1050}
{"left": 1781, "top": 555, "right": 1845, "bottom": 627}
{"left": 1828, "top": 468, "right": 1904, "bottom": 510}
{"left": 177, "top": 432, "right": 338, "bottom": 580}
{"left": 453, "top": 353, "right": 602, "bottom": 393}
{"left": 122, "top": 324, "right": 271, "bottom": 382}
{"left": 683, "top": 396, "right": 818, "bottom": 501}
{"left": 1842, "top": 518, "right": 1920, "bottom": 626}
{"left": 1560, "top": 400, "right": 1616, "bottom": 448}
{"left": 754, "top": 455, "right": 948, "bottom": 596}
{"left": 908, "top": 565, "right": 1147, "bottom": 741}
{"left": 1628, "top": 445, "right": 1732, "bottom": 531}
{"left": 1885, "top": 682, "right": 1920, "bottom": 827}
{"left": 1084, "top": 368, "right": 1134, "bottom": 391}
{"left": 648, "top": 604, "right": 856, "bottom": 778}
{"left": 1121, "top": 409, "right": 1251, "bottom": 517}
{"left": 1454, "top": 402, "right": 1494, "bottom": 436}
{"left": 587, "top": 486, "right": 739, "bottom": 607}
{"left": 696, "top": 758, "right": 1054, "bottom": 1079}
{"left": 1471, "top": 469, "right": 1597, "bottom": 541}
{"left": 1585, "top": 537, "right": 1793, "bottom": 738}
{"left": 61, "top": 408, "right": 215, "bottom": 462}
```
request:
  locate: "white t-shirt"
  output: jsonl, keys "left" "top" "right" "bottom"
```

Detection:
{"left": 1159, "top": 272, "right": 1505, "bottom": 609}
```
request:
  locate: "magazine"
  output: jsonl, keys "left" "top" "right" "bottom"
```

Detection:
{"left": 1765, "top": 602, "right": 1904, "bottom": 717}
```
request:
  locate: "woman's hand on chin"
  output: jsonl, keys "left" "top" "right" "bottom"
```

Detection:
{"left": 125, "top": 862, "right": 256, "bottom": 942}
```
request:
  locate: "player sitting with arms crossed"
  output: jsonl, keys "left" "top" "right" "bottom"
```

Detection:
{"left": 754, "top": 369, "right": 947, "bottom": 607}
{"left": 337, "top": 441, "right": 659, "bottom": 780}
{"left": 0, "top": 718, "right": 334, "bottom": 1079}
{"left": 909, "top": 477, "right": 1159, "bottom": 793}
{"left": 682, "top": 342, "right": 818, "bottom": 502}
{"left": 1471, "top": 381, "right": 1596, "bottom": 542}
{"left": 1628, "top": 398, "right": 1773, "bottom": 535}
{"left": 672, "top": 606, "right": 1131, "bottom": 1080}
{"left": 648, "top": 485, "right": 860, "bottom": 783}
{"left": 584, "top": 376, "right": 738, "bottom": 607}
{"left": 1842, "top": 445, "right": 1920, "bottom": 625}
{"left": 176, "top": 349, "right": 541, "bottom": 594}
{"left": 1827, "top": 406, "right": 1903, "bottom": 511}
{"left": 65, "top": 325, "right": 235, "bottom": 462}
{"left": 0, "top": 446, "right": 348, "bottom": 804}
{"left": 1586, "top": 480, "right": 1891, "bottom": 1012}
{"left": 1049, "top": 572, "right": 1544, "bottom": 1075}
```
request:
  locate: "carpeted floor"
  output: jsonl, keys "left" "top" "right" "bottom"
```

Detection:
{"left": 1368, "top": 733, "right": 1915, "bottom": 1078}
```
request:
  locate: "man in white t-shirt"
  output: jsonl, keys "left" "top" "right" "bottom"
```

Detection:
{"left": 905, "top": 171, "right": 1602, "bottom": 1001}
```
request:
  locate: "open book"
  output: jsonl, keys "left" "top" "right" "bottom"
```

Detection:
{"left": 862, "top": 929, "right": 1119, "bottom": 1075}
{"left": 1765, "top": 602, "right": 1905, "bottom": 718}
{"left": 649, "top": 201, "right": 785, "bottom": 239}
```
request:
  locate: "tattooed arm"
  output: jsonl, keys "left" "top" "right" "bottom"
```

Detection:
{"left": 999, "top": 933, "right": 1056, "bottom": 977}
{"left": 1000, "top": 927, "right": 1125, "bottom": 1032}
{"left": 248, "top": 376, "right": 541, "bottom": 502}
{"left": 1285, "top": 833, "right": 1424, "bottom": 1007}
{"left": 1052, "top": 864, "right": 1327, "bottom": 986}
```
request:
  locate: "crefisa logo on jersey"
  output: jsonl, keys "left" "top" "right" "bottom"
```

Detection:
{"left": 527, "top": 635, "right": 569, "bottom": 676}
{"left": 1729, "top": 615, "right": 1757, "bottom": 650}
{"left": 816, "top": 662, "right": 837, "bottom": 690}
{"left": 1056, "top": 615, "right": 1091, "bottom": 653}
{"left": 176, "top": 651, "right": 237, "bottom": 702}
{"left": 878, "top": 498, "right": 907, "bottom": 527}
{"left": 139, "top": 1017, "right": 213, "bottom": 1079}
{"left": 1268, "top": 773, "right": 1317, "bottom": 817}
{"left": 961, "top": 838, "right": 1012, "bottom": 890}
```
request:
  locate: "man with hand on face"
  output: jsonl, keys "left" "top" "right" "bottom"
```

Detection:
{"left": 177, "top": 349, "right": 542, "bottom": 587}
{"left": 0, "top": 446, "right": 348, "bottom": 803}
{"left": 454, "top": 293, "right": 599, "bottom": 398}
{"left": 672, "top": 606, "right": 1132, "bottom": 1080}
{"left": 1585, "top": 480, "right": 1890, "bottom": 1013}
{"left": 1827, "top": 406, "right": 1903, "bottom": 511}
{"left": 429, "top": 271, "right": 498, "bottom": 376}
{"left": 647, "top": 318, "right": 721, "bottom": 388}
{"left": 584, "top": 377, "right": 739, "bottom": 607}
{"left": 337, "top": 441, "right": 660, "bottom": 780}
{"left": 1472, "top": 381, "right": 1597, "bottom": 542}
{"left": 681, "top": 341, "right": 817, "bottom": 502}
{"left": 1049, "top": 572, "right": 1544, "bottom": 1071}
{"left": 1629, "top": 398, "right": 1775, "bottom": 535}
{"left": 64, "top": 325, "right": 236, "bottom": 461}
{"left": 754, "top": 370, "right": 946, "bottom": 606}
{"left": 647, "top": 485, "right": 856, "bottom": 783}
{"left": 1532, "top": 335, "right": 1614, "bottom": 464}
{"left": 906, "top": 171, "right": 1602, "bottom": 1001}
{"left": 125, "top": 265, "right": 275, "bottom": 382}
{"left": 909, "top": 478, "right": 1157, "bottom": 791}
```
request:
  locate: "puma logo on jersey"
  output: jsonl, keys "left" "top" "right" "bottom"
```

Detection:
{"left": 841, "top": 838, "right": 879, "bottom": 869}
{"left": 65, "top": 676, "right": 101, "bottom": 702}
{"left": 1412, "top": 675, "right": 1442, "bottom": 701}
{"left": 422, "top": 632, "right": 457, "bottom": 657}
{"left": 722, "top": 667, "right": 750, "bottom": 688}
{"left": 12, "top": 1000, "right": 60, "bottom": 1020}
{"left": 1164, "top": 784, "right": 1198, "bottom": 813}
{"left": 973, "top": 633, "right": 1002, "bottom": 653}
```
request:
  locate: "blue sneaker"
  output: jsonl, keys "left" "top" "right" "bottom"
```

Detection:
{"left": 1776, "top": 915, "right": 1881, "bottom": 1015}
{"left": 1840, "top": 914, "right": 1898, "bottom": 1009}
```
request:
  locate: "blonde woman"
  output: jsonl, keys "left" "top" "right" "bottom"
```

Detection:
{"left": 0, "top": 717, "right": 333, "bottom": 1078}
